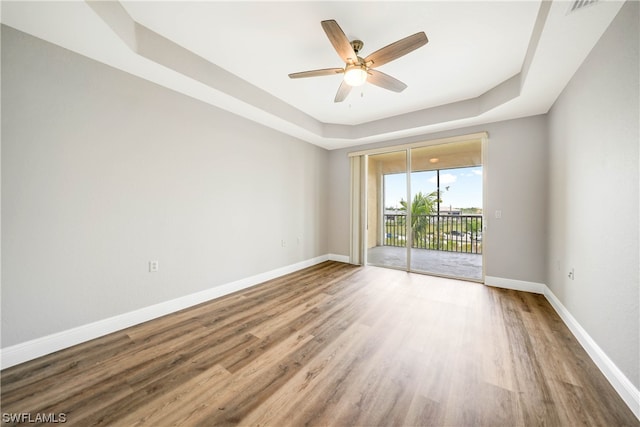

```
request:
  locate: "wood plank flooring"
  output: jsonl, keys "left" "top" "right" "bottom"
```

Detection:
{"left": 1, "top": 261, "right": 638, "bottom": 426}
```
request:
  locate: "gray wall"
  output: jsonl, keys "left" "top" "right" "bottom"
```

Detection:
{"left": 1, "top": 26, "right": 329, "bottom": 347}
{"left": 328, "top": 115, "right": 549, "bottom": 284}
{"left": 547, "top": 1, "right": 639, "bottom": 388}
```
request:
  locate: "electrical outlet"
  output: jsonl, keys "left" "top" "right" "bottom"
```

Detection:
{"left": 568, "top": 268, "right": 574, "bottom": 280}
{"left": 149, "top": 260, "right": 159, "bottom": 272}
{"left": 281, "top": 240, "right": 286, "bottom": 247}
{"left": 495, "top": 210, "right": 502, "bottom": 219}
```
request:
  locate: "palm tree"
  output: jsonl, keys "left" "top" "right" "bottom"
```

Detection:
{"left": 399, "top": 191, "right": 440, "bottom": 247}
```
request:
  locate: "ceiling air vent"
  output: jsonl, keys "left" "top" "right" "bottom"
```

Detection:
{"left": 568, "top": 0, "right": 599, "bottom": 14}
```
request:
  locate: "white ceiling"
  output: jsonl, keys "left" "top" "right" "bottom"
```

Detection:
{"left": 1, "top": 1, "right": 625, "bottom": 150}
{"left": 121, "top": 1, "right": 538, "bottom": 125}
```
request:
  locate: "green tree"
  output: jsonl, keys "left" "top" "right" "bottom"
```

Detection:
{"left": 399, "top": 191, "right": 440, "bottom": 245}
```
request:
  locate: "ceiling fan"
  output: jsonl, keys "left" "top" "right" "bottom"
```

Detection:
{"left": 288, "top": 20, "right": 428, "bottom": 103}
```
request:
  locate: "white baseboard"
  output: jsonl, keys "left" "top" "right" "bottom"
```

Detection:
{"left": 484, "top": 275, "right": 546, "bottom": 294}
{"left": 543, "top": 287, "right": 640, "bottom": 420}
{"left": 1, "top": 254, "right": 331, "bottom": 369}
{"left": 328, "top": 253, "right": 350, "bottom": 263}
{"left": 484, "top": 275, "right": 639, "bottom": 420}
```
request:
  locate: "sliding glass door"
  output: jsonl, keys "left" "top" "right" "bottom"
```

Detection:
{"left": 409, "top": 145, "right": 483, "bottom": 279}
{"left": 361, "top": 137, "right": 484, "bottom": 281}
{"left": 366, "top": 151, "right": 407, "bottom": 271}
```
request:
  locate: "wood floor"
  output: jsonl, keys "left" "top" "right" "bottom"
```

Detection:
{"left": 1, "top": 261, "right": 637, "bottom": 426}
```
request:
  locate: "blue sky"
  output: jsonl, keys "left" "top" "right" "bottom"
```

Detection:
{"left": 384, "top": 166, "right": 483, "bottom": 209}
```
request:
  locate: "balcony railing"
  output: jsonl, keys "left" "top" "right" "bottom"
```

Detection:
{"left": 384, "top": 214, "right": 483, "bottom": 254}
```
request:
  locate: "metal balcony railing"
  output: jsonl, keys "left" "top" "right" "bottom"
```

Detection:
{"left": 384, "top": 214, "right": 483, "bottom": 254}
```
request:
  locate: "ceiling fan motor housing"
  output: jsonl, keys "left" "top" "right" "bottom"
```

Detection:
{"left": 350, "top": 40, "right": 364, "bottom": 55}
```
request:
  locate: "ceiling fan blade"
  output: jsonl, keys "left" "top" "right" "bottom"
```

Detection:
{"left": 288, "top": 68, "right": 344, "bottom": 79}
{"left": 367, "top": 69, "right": 407, "bottom": 92}
{"left": 321, "top": 20, "right": 358, "bottom": 64}
{"left": 334, "top": 80, "right": 352, "bottom": 103}
{"left": 364, "top": 32, "right": 428, "bottom": 68}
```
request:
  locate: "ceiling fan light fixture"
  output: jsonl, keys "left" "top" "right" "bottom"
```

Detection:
{"left": 344, "top": 64, "right": 368, "bottom": 87}
{"left": 288, "top": 20, "right": 428, "bottom": 102}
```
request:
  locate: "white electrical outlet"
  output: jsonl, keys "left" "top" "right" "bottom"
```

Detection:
{"left": 149, "top": 260, "right": 159, "bottom": 272}
{"left": 281, "top": 240, "right": 286, "bottom": 247}
{"left": 495, "top": 210, "right": 502, "bottom": 219}
{"left": 568, "top": 268, "right": 574, "bottom": 280}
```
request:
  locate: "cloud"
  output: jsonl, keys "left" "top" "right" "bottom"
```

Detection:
{"left": 473, "top": 169, "right": 483, "bottom": 176}
{"left": 429, "top": 173, "right": 458, "bottom": 185}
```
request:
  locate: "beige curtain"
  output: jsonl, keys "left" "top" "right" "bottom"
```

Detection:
{"left": 349, "top": 155, "right": 365, "bottom": 265}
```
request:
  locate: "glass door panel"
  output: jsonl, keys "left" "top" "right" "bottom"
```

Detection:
{"left": 410, "top": 146, "right": 439, "bottom": 274}
{"left": 410, "top": 144, "right": 483, "bottom": 280}
{"left": 366, "top": 151, "right": 408, "bottom": 270}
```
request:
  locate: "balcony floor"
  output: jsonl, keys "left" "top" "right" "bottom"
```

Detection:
{"left": 367, "top": 245, "right": 483, "bottom": 281}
